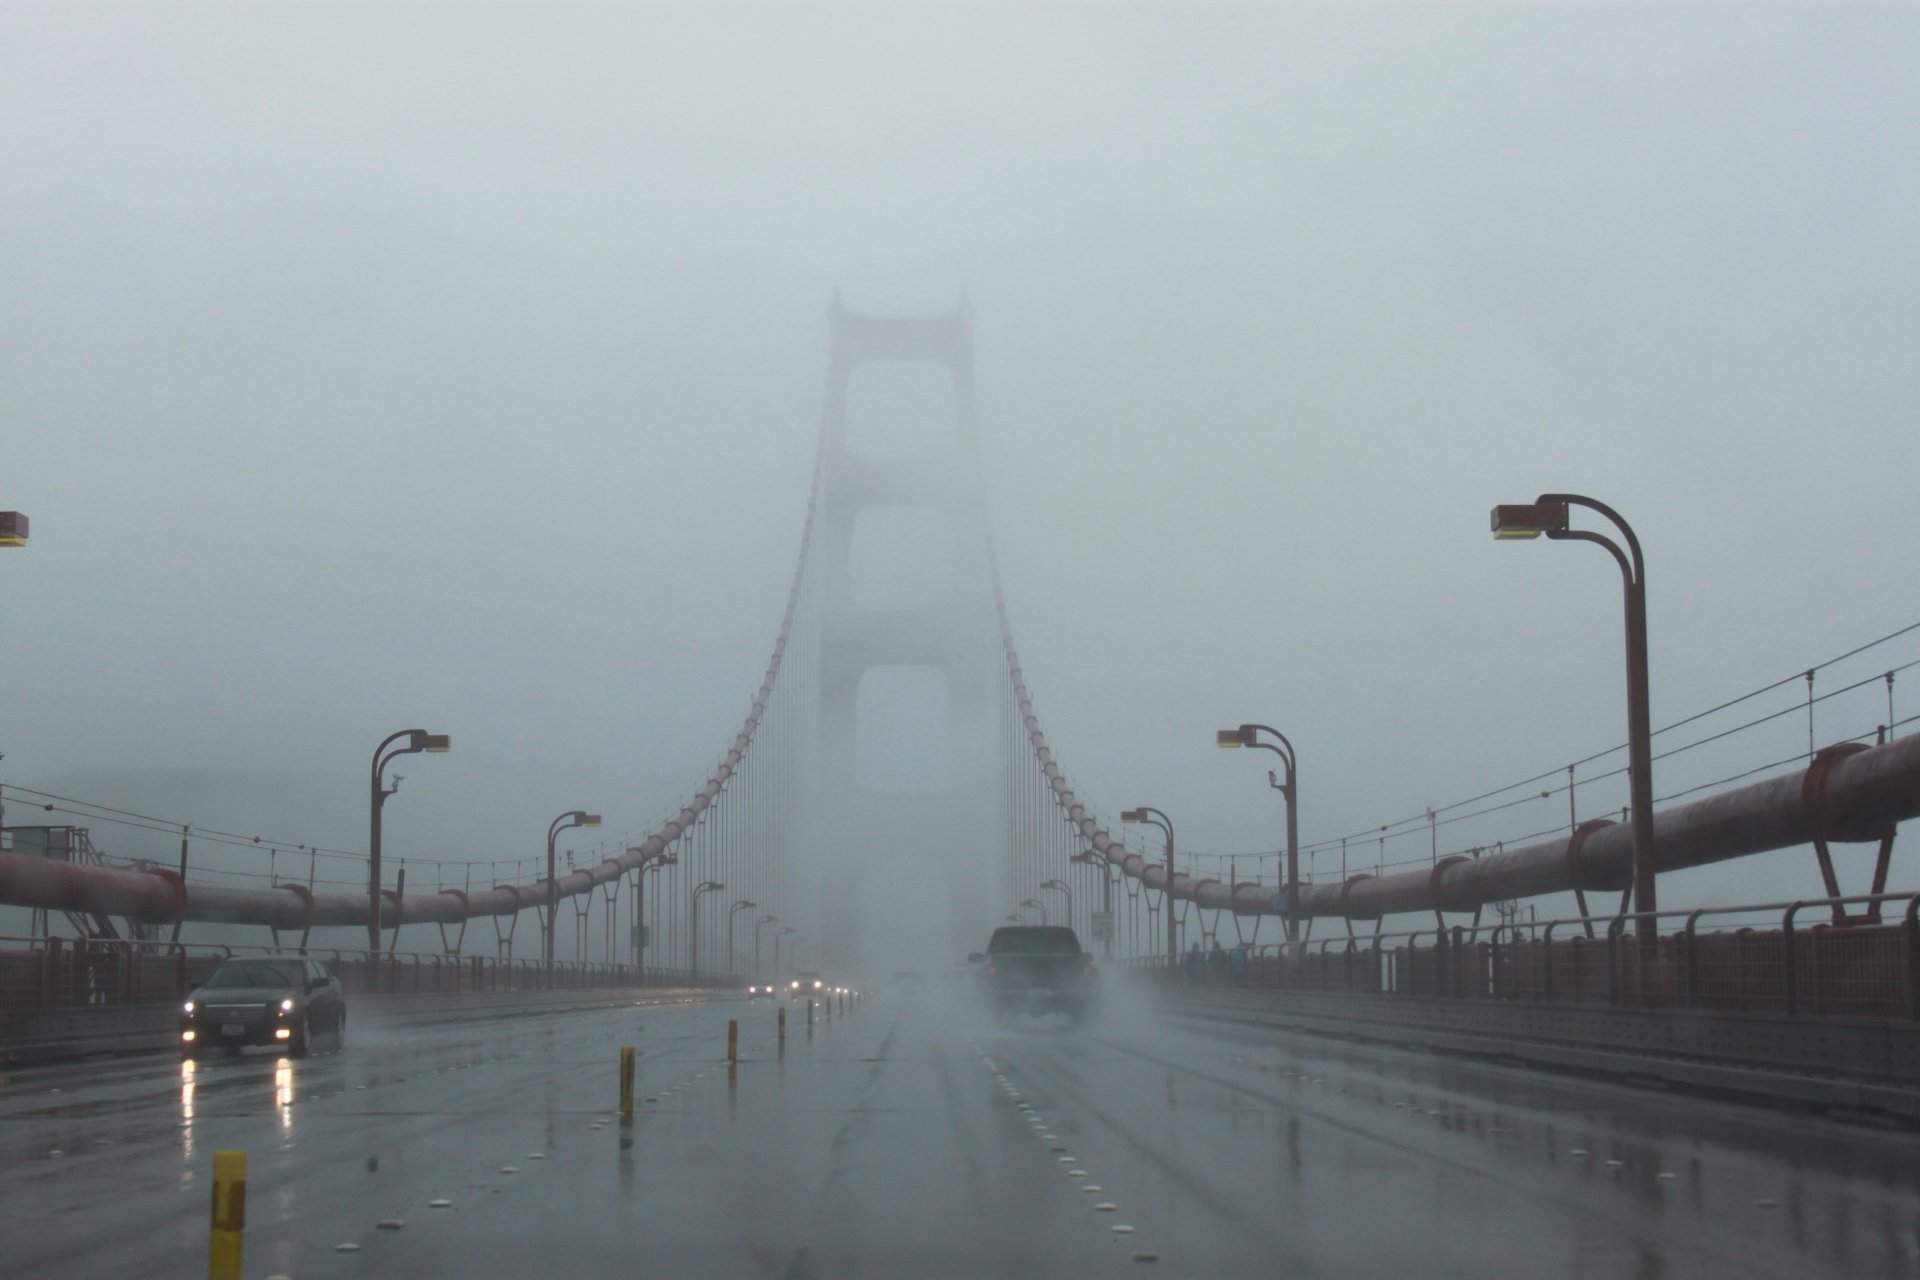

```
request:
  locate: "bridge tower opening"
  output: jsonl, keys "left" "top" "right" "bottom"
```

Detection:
{"left": 807, "top": 295, "right": 1004, "bottom": 972}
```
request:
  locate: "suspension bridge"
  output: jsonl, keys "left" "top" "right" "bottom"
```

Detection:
{"left": 2, "top": 300, "right": 1919, "bottom": 1279}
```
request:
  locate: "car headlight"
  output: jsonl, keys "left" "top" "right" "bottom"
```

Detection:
{"left": 183, "top": 1000, "right": 196, "bottom": 1015}
{"left": 279, "top": 997, "right": 295, "bottom": 1013}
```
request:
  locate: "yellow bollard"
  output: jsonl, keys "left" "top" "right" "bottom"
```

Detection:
{"left": 727, "top": 1018, "right": 739, "bottom": 1064}
{"left": 209, "top": 1149, "right": 246, "bottom": 1280}
{"left": 777, "top": 1005, "right": 787, "bottom": 1051}
{"left": 619, "top": 1045, "right": 636, "bottom": 1119}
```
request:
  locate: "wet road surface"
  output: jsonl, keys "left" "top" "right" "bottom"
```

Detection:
{"left": 4, "top": 986, "right": 1918, "bottom": 1278}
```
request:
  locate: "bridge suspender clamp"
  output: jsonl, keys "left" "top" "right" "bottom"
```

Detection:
{"left": 492, "top": 886, "right": 523, "bottom": 959}
{"left": 383, "top": 883, "right": 406, "bottom": 955}
{"left": 269, "top": 882, "right": 315, "bottom": 952}
{"left": 437, "top": 889, "right": 469, "bottom": 957}
{"left": 1562, "top": 818, "right": 1619, "bottom": 939}
{"left": 1804, "top": 743, "right": 1899, "bottom": 925}
{"left": 1426, "top": 855, "right": 1476, "bottom": 931}
{"left": 1336, "top": 874, "right": 1380, "bottom": 938}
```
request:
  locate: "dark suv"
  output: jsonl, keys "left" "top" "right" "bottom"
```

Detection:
{"left": 181, "top": 957, "right": 346, "bottom": 1058}
{"left": 975, "top": 925, "right": 1096, "bottom": 1024}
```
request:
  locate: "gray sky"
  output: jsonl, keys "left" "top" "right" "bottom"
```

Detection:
{"left": 2, "top": 3, "right": 1916, "bottom": 946}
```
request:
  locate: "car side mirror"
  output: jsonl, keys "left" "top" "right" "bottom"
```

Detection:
{"left": 307, "top": 977, "right": 326, "bottom": 992}
{"left": 967, "top": 952, "right": 985, "bottom": 964}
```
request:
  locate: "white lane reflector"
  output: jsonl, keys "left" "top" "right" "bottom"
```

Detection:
{"left": 429, "top": 1199, "right": 453, "bottom": 1208}
{"left": 1095, "top": 1203, "right": 1118, "bottom": 1212}
{"left": 1111, "top": 1224, "right": 1136, "bottom": 1234}
{"left": 1604, "top": 1160, "right": 1624, "bottom": 1169}
{"left": 335, "top": 1243, "right": 362, "bottom": 1253}
{"left": 1656, "top": 1173, "right": 1678, "bottom": 1181}
{"left": 1132, "top": 1253, "right": 1160, "bottom": 1263}
{"left": 1069, "top": 1170, "right": 1087, "bottom": 1178}
{"left": 377, "top": 1218, "right": 404, "bottom": 1230}
{"left": 529, "top": 1153, "right": 546, "bottom": 1160}
{"left": 1084, "top": 1186, "right": 1102, "bottom": 1192}
{"left": 499, "top": 1166, "right": 518, "bottom": 1174}
{"left": 1057, "top": 1155, "right": 1075, "bottom": 1163}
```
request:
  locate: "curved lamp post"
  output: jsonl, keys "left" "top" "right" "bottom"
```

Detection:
{"left": 1121, "top": 807, "right": 1176, "bottom": 967}
{"left": 690, "top": 880, "right": 724, "bottom": 975}
{"left": 1492, "top": 494, "right": 1657, "bottom": 935}
{"left": 1040, "top": 879, "right": 1072, "bottom": 932}
{"left": 1217, "top": 724, "right": 1299, "bottom": 939}
{"left": 753, "top": 913, "right": 779, "bottom": 977}
{"left": 626, "top": 847, "right": 677, "bottom": 975}
{"left": 544, "top": 811, "right": 601, "bottom": 974}
{"left": 726, "top": 899, "right": 758, "bottom": 977}
{"left": 1070, "top": 851, "right": 1116, "bottom": 959}
{"left": 1018, "top": 897, "right": 1047, "bottom": 926}
{"left": 369, "top": 729, "right": 451, "bottom": 952}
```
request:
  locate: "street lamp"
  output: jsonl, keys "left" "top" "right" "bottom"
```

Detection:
{"left": 1040, "top": 879, "right": 1072, "bottom": 931}
{"left": 0, "top": 512, "right": 26, "bottom": 548}
{"left": 1018, "top": 897, "right": 1047, "bottom": 925}
{"left": 544, "top": 811, "right": 601, "bottom": 972}
{"left": 727, "top": 899, "right": 758, "bottom": 976}
{"left": 753, "top": 913, "right": 779, "bottom": 977}
{"left": 1492, "top": 493, "right": 1657, "bottom": 932}
{"left": 1070, "top": 851, "right": 1116, "bottom": 960}
{"left": 1004, "top": 912, "right": 1027, "bottom": 925}
{"left": 626, "top": 847, "right": 677, "bottom": 975}
{"left": 1122, "top": 807, "right": 1177, "bottom": 969}
{"left": 1218, "top": 724, "right": 1300, "bottom": 939}
{"left": 368, "top": 729, "right": 451, "bottom": 952}
{"left": 690, "top": 880, "right": 724, "bottom": 975}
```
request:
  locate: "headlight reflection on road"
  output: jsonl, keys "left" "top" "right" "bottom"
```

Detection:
{"left": 179, "top": 1058, "right": 197, "bottom": 1158}
{"left": 275, "top": 1058, "right": 295, "bottom": 1134}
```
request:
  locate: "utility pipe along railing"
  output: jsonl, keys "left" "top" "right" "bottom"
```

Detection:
{"left": 998, "top": 589, "right": 1920, "bottom": 925}
{"left": 0, "top": 463, "right": 825, "bottom": 935}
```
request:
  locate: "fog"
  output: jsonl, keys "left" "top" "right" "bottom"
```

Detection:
{"left": 2, "top": 5, "right": 1916, "bottom": 970}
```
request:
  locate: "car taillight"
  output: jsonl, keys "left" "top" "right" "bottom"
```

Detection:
{"left": 987, "top": 965, "right": 998, "bottom": 977}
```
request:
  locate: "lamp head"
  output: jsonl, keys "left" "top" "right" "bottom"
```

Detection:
{"left": 577, "top": 812, "right": 602, "bottom": 827}
{"left": 413, "top": 732, "right": 451, "bottom": 753}
{"left": 1490, "top": 499, "right": 1569, "bottom": 540}
{"left": 1120, "top": 809, "right": 1144, "bottom": 824}
{"left": 0, "top": 512, "right": 27, "bottom": 548}
{"left": 1216, "top": 726, "right": 1256, "bottom": 748}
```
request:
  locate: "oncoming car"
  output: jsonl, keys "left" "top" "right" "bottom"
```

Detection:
{"left": 745, "top": 978, "right": 778, "bottom": 1000}
{"left": 787, "top": 970, "right": 827, "bottom": 1001}
{"left": 180, "top": 957, "right": 346, "bottom": 1059}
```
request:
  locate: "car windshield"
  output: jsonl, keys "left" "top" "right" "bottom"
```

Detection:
{"left": 203, "top": 962, "right": 305, "bottom": 990}
{"left": 988, "top": 927, "right": 1081, "bottom": 954}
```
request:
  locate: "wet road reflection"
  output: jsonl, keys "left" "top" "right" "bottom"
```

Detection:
{"left": 1, "top": 990, "right": 1916, "bottom": 1278}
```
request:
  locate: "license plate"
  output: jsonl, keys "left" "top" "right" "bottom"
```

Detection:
{"left": 222, "top": 1023, "right": 244, "bottom": 1037}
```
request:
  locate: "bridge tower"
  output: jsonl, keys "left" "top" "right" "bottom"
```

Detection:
{"left": 807, "top": 294, "right": 1004, "bottom": 966}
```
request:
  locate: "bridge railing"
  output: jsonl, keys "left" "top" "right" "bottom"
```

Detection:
{"left": 1133, "top": 892, "right": 1920, "bottom": 1021}
{"left": 0, "top": 934, "right": 741, "bottom": 1012}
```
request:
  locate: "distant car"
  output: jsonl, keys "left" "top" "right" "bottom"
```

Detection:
{"left": 181, "top": 957, "right": 345, "bottom": 1059}
{"left": 787, "top": 970, "right": 828, "bottom": 1001}
{"left": 977, "top": 925, "right": 1096, "bottom": 1024}
{"left": 745, "top": 979, "right": 778, "bottom": 1000}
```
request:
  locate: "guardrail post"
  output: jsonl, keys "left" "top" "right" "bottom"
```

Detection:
{"left": 1906, "top": 895, "right": 1920, "bottom": 1022}
{"left": 1684, "top": 910, "right": 1704, "bottom": 1011}
{"left": 1542, "top": 922, "right": 1557, "bottom": 1003}
{"left": 619, "top": 1045, "right": 636, "bottom": 1119}
{"left": 1781, "top": 902, "right": 1803, "bottom": 1016}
